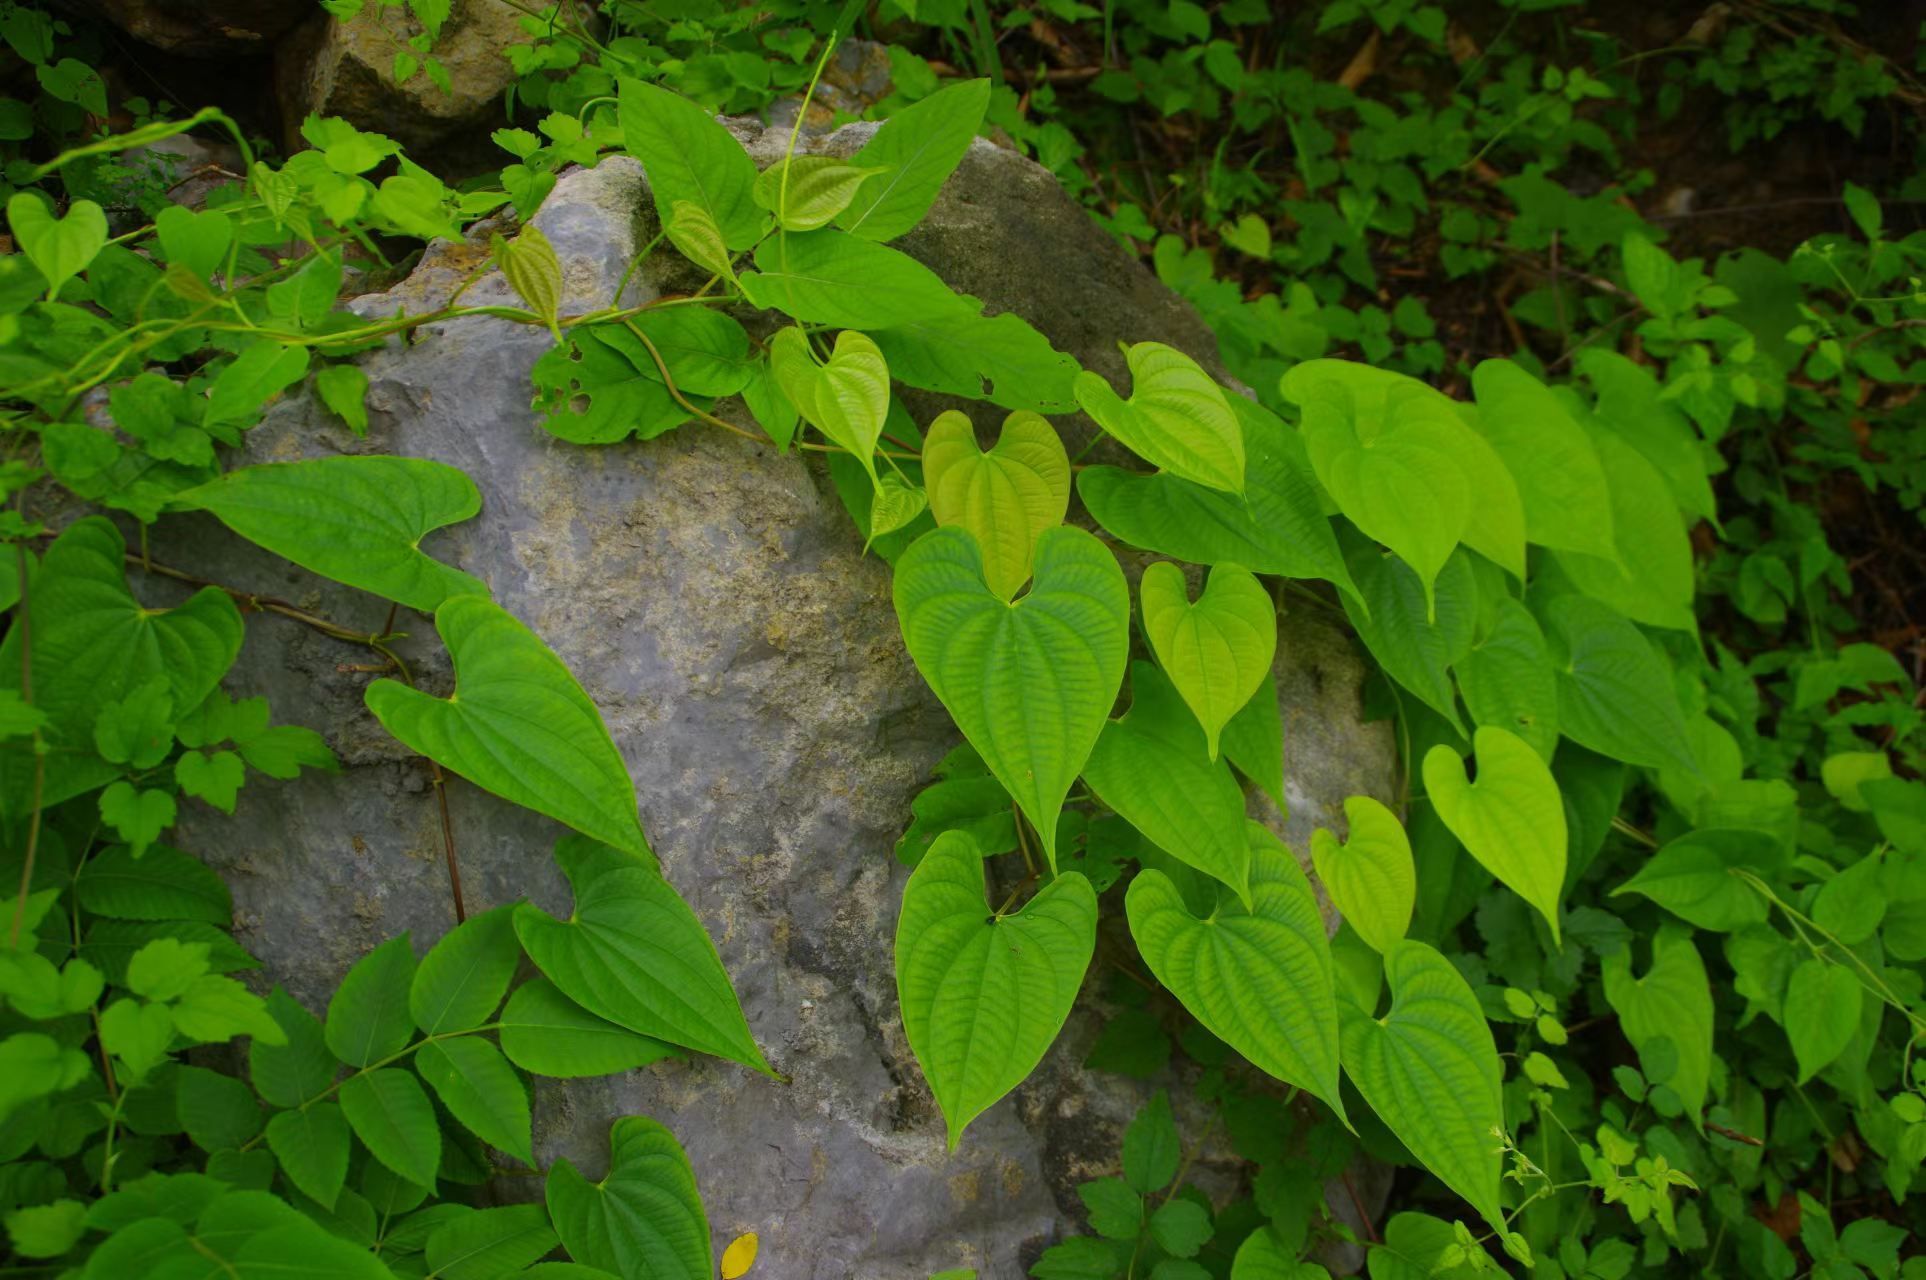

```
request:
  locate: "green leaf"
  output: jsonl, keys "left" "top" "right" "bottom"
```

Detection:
{"left": 1423, "top": 727, "right": 1567, "bottom": 943}
{"left": 665, "top": 199, "right": 736, "bottom": 284}
{"left": 498, "top": 976, "right": 679, "bottom": 1077}
{"left": 5, "top": 1198, "right": 86, "bottom": 1258}
{"left": 512, "top": 836, "right": 768, "bottom": 1073}
{"left": 75, "top": 842, "right": 229, "bottom": 923}
{"left": 366, "top": 594, "right": 648, "bottom": 856}
{"left": 495, "top": 222, "right": 565, "bottom": 338}
{"left": 426, "top": 1204, "right": 559, "bottom": 1280}
{"left": 1310, "top": 796, "right": 1414, "bottom": 954}
{"left": 177, "top": 1064, "right": 263, "bottom": 1152}
{"left": 1455, "top": 598, "right": 1558, "bottom": 761}
{"left": 410, "top": 904, "right": 521, "bottom": 1035}
{"left": 99, "top": 781, "right": 175, "bottom": 856}
{"left": 1150, "top": 1199, "right": 1212, "bottom": 1258}
{"left": 339, "top": 1067, "right": 441, "bottom": 1187}
{"left": 155, "top": 205, "right": 232, "bottom": 284}
{"left": 266, "top": 1102, "right": 351, "bottom": 1208}
{"left": 175, "top": 749, "right": 245, "bottom": 813}
{"left": 1600, "top": 928, "right": 1712, "bottom": 1128}
{"left": 1468, "top": 359, "right": 1615, "bottom": 561}
{"left": 547, "top": 1117, "right": 711, "bottom": 1280}
{"left": 872, "top": 310, "right": 1081, "bottom": 414}
{"left": 1612, "top": 829, "right": 1776, "bottom": 931}
{"left": 1122, "top": 1090, "right": 1181, "bottom": 1192}
{"left": 1081, "top": 397, "right": 1354, "bottom": 597}
{"left": 754, "top": 155, "right": 884, "bottom": 231}
{"left": 252, "top": 988, "right": 337, "bottom": 1107}
{"left": 922, "top": 409, "right": 1069, "bottom": 601}
{"left": 1542, "top": 595, "right": 1696, "bottom": 773}
{"left": 893, "top": 525, "right": 1128, "bottom": 869}
{"left": 838, "top": 77, "right": 991, "bottom": 240}
{"left": 1141, "top": 562, "right": 1275, "bottom": 760}
{"left": 1231, "top": 1226, "right": 1318, "bottom": 1279}
{"left": 770, "top": 326, "right": 889, "bottom": 489}
{"left": 315, "top": 364, "right": 370, "bottom": 436}
{"left": 1126, "top": 822, "right": 1346, "bottom": 1118}
{"left": 204, "top": 339, "right": 311, "bottom": 429}
{"left": 1340, "top": 543, "right": 1477, "bottom": 733}
{"left": 175, "top": 456, "right": 485, "bottom": 612}
{"left": 325, "top": 934, "right": 417, "bottom": 1068}
{"left": 617, "top": 78, "right": 761, "bottom": 249}
{"left": 1074, "top": 343, "right": 1244, "bottom": 493}
{"left": 628, "top": 307, "right": 755, "bottom": 397}
{"left": 1221, "top": 670, "right": 1285, "bottom": 810}
{"left": 894, "top": 831, "right": 1097, "bottom": 1148}
{"left": 1783, "top": 959, "right": 1861, "bottom": 1083}
{"left": 417, "top": 1035, "right": 533, "bottom": 1164}
{"left": 531, "top": 326, "right": 692, "bottom": 444}
{"left": 1338, "top": 940, "right": 1504, "bottom": 1231}
{"left": 740, "top": 229, "right": 971, "bottom": 328}
{"left": 1553, "top": 420, "right": 1695, "bottom": 631}
{"left": 1083, "top": 662, "right": 1252, "bottom": 904}
{"left": 867, "top": 475, "right": 928, "bottom": 546}
{"left": 265, "top": 247, "right": 343, "bottom": 331}
{"left": 1080, "top": 1176, "right": 1144, "bottom": 1239}
{"left": 6, "top": 192, "right": 106, "bottom": 301}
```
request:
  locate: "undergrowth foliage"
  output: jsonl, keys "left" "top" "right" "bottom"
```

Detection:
{"left": 1, "top": 1, "right": 1924, "bottom": 1278}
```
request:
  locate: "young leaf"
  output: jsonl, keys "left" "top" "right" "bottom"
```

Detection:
{"left": 339, "top": 1068, "right": 441, "bottom": 1187}
{"left": 547, "top": 1117, "right": 711, "bottom": 1280}
{"left": 512, "top": 837, "right": 769, "bottom": 1074}
{"left": 366, "top": 594, "right": 648, "bottom": 856}
{"left": 1140, "top": 562, "right": 1276, "bottom": 760}
{"left": 617, "top": 78, "right": 761, "bottom": 249}
{"left": 1600, "top": 928, "right": 1712, "bottom": 1128}
{"left": 1310, "top": 796, "right": 1415, "bottom": 954}
{"left": 893, "top": 525, "right": 1128, "bottom": 869}
{"left": 1455, "top": 598, "right": 1559, "bottom": 761}
{"left": 1468, "top": 360, "right": 1616, "bottom": 562}
{"left": 155, "top": 205, "right": 233, "bottom": 284}
{"left": 894, "top": 831, "right": 1097, "bottom": 1148}
{"left": 740, "top": 229, "right": 972, "bottom": 328}
{"left": 416, "top": 1035, "right": 533, "bottom": 1164}
{"left": 922, "top": 409, "right": 1070, "bottom": 601}
{"left": 1542, "top": 595, "right": 1696, "bottom": 773}
{"left": 265, "top": 1102, "right": 352, "bottom": 1208}
{"left": 753, "top": 155, "right": 884, "bottom": 231}
{"left": 770, "top": 327, "right": 889, "bottom": 490}
{"left": 867, "top": 475, "right": 928, "bottom": 546}
{"left": 494, "top": 222, "right": 565, "bottom": 338}
{"left": 1074, "top": 343, "right": 1245, "bottom": 493}
{"left": 497, "top": 977, "right": 679, "bottom": 1078}
{"left": 1338, "top": 941, "right": 1504, "bottom": 1232}
{"left": 173, "top": 456, "right": 487, "bottom": 612}
{"left": 665, "top": 199, "right": 737, "bottom": 284}
{"left": 1082, "top": 661, "right": 1252, "bottom": 904}
{"left": 1423, "top": 727, "right": 1567, "bottom": 944}
{"left": 325, "top": 934, "right": 417, "bottom": 1068}
{"left": 410, "top": 904, "right": 521, "bottom": 1035}
{"left": 315, "top": 364, "right": 370, "bottom": 436}
{"left": 1126, "top": 822, "right": 1346, "bottom": 1119}
{"left": 6, "top": 192, "right": 106, "bottom": 300}
{"left": 838, "top": 78, "right": 991, "bottom": 241}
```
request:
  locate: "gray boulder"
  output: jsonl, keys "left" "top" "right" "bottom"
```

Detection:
{"left": 167, "top": 123, "right": 1395, "bottom": 1278}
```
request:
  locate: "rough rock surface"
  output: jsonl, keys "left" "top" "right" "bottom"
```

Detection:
{"left": 275, "top": 0, "right": 575, "bottom": 154}
{"left": 167, "top": 123, "right": 1396, "bottom": 1278}
{"left": 75, "top": 0, "right": 308, "bottom": 56}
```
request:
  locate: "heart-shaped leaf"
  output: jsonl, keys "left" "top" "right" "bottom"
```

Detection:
{"left": 1423, "top": 726, "right": 1567, "bottom": 943}
{"left": 1310, "top": 796, "right": 1414, "bottom": 954}
{"left": 770, "top": 327, "right": 890, "bottom": 488}
{"left": 1339, "top": 941, "right": 1505, "bottom": 1232}
{"left": 155, "top": 205, "right": 233, "bottom": 284}
{"left": 7, "top": 192, "right": 106, "bottom": 301}
{"left": 1339, "top": 542, "right": 1476, "bottom": 735}
{"left": 1600, "top": 928, "right": 1712, "bottom": 1127}
{"left": 895, "top": 831, "right": 1097, "bottom": 1148}
{"left": 547, "top": 1117, "right": 711, "bottom": 1280}
{"left": 175, "top": 456, "right": 487, "bottom": 612}
{"left": 1783, "top": 958, "right": 1861, "bottom": 1083}
{"left": 1083, "top": 662, "right": 1252, "bottom": 904}
{"left": 1125, "top": 821, "right": 1345, "bottom": 1119}
{"left": 1542, "top": 595, "right": 1697, "bottom": 774}
{"left": 1140, "top": 562, "right": 1275, "bottom": 760}
{"left": 867, "top": 475, "right": 929, "bottom": 548}
{"left": 922, "top": 409, "right": 1070, "bottom": 600}
{"left": 1455, "top": 598, "right": 1559, "bottom": 762}
{"left": 1073, "top": 343, "right": 1245, "bottom": 493}
{"left": 1468, "top": 359, "right": 1615, "bottom": 562}
{"left": 894, "top": 525, "right": 1128, "bottom": 868}
{"left": 753, "top": 155, "right": 885, "bottom": 231}
{"left": 365, "top": 594, "right": 646, "bottom": 856}
{"left": 514, "top": 837, "right": 769, "bottom": 1074}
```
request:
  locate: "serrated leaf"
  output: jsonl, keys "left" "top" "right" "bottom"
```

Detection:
{"left": 754, "top": 155, "right": 884, "bottom": 231}
{"left": 326, "top": 934, "right": 417, "bottom": 1068}
{"left": 339, "top": 1068, "right": 440, "bottom": 1187}
{"left": 894, "top": 525, "right": 1128, "bottom": 869}
{"left": 1600, "top": 928, "right": 1712, "bottom": 1127}
{"left": 513, "top": 836, "right": 768, "bottom": 1074}
{"left": 1423, "top": 727, "right": 1566, "bottom": 943}
{"left": 1542, "top": 595, "right": 1696, "bottom": 773}
{"left": 1310, "top": 796, "right": 1414, "bottom": 954}
{"left": 366, "top": 594, "right": 647, "bottom": 856}
{"left": 1141, "top": 562, "right": 1275, "bottom": 760}
{"left": 410, "top": 904, "right": 520, "bottom": 1035}
{"left": 837, "top": 78, "right": 991, "bottom": 241}
{"left": 922, "top": 409, "right": 1069, "bottom": 601}
{"left": 417, "top": 1035, "right": 533, "bottom": 1164}
{"left": 770, "top": 327, "right": 890, "bottom": 489}
{"left": 174, "top": 457, "right": 486, "bottom": 612}
{"left": 547, "top": 1117, "right": 710, "bottom": 1280}
{"left": 498, "top": 977, "right": 679, "bottom": 1077}
{"left": 1468, "top": 360, "right": 1615, "bottom": 561}
{"left": 75, "top": 843, "right": 229, "bottom": 923}
{"left": 1083, "top": 661, "right": 1252, "bottom": 904}
{"left": 1074, "top": 343, "right": 1244, "bottom": 493}
{"left": 175, "top": 748, "right": 245, "bottom": 813}
{"left": 1126, "top": 822, "right": 1345, "bottom": 1118}
{"left": 1455, "top": 598, "right": 1558, "bottom": 761}
{"left": 1338, "top": 941, "right": 1503, "bottom": 1231}
{"left": 265, "top": 1102, "right": 351, "bottom": 1208}
{"left": 895, "top": 831, "right": 1096, "bottom": 1148}
{"left": 617, "top": 78, "right": 760, "bottom": 249}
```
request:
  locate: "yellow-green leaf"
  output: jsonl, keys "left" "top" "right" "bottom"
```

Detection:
{"left": 770, "top": 327, "right": 890, "bottom": 489}
{"left": 493, "top": 222, "right": 564, "bottom": 338}
{"left": 665, "top": 199, "right": 736, "bottom": 284}
{"left": 1073, "top": 343, "right": 1245, "bottom": 493}
{"left": 1309, "top": 796, "right": 1414, "bottom": 954}
{"left": 1423, "top": 727, "right": 1567, "bottom": 944}
{"left": 922, "top": 409, "right": 1070, "bottom": 601}
{"left": 1139, "top": 562, "right": 1275, "bottom": 760}
{"left": 753, "top": 155, "right": 884, "bottom": 231}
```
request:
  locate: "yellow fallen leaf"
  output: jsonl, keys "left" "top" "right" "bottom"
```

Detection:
{"left": 721, "top": 1231, "right": 758, "bottom": 1278}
